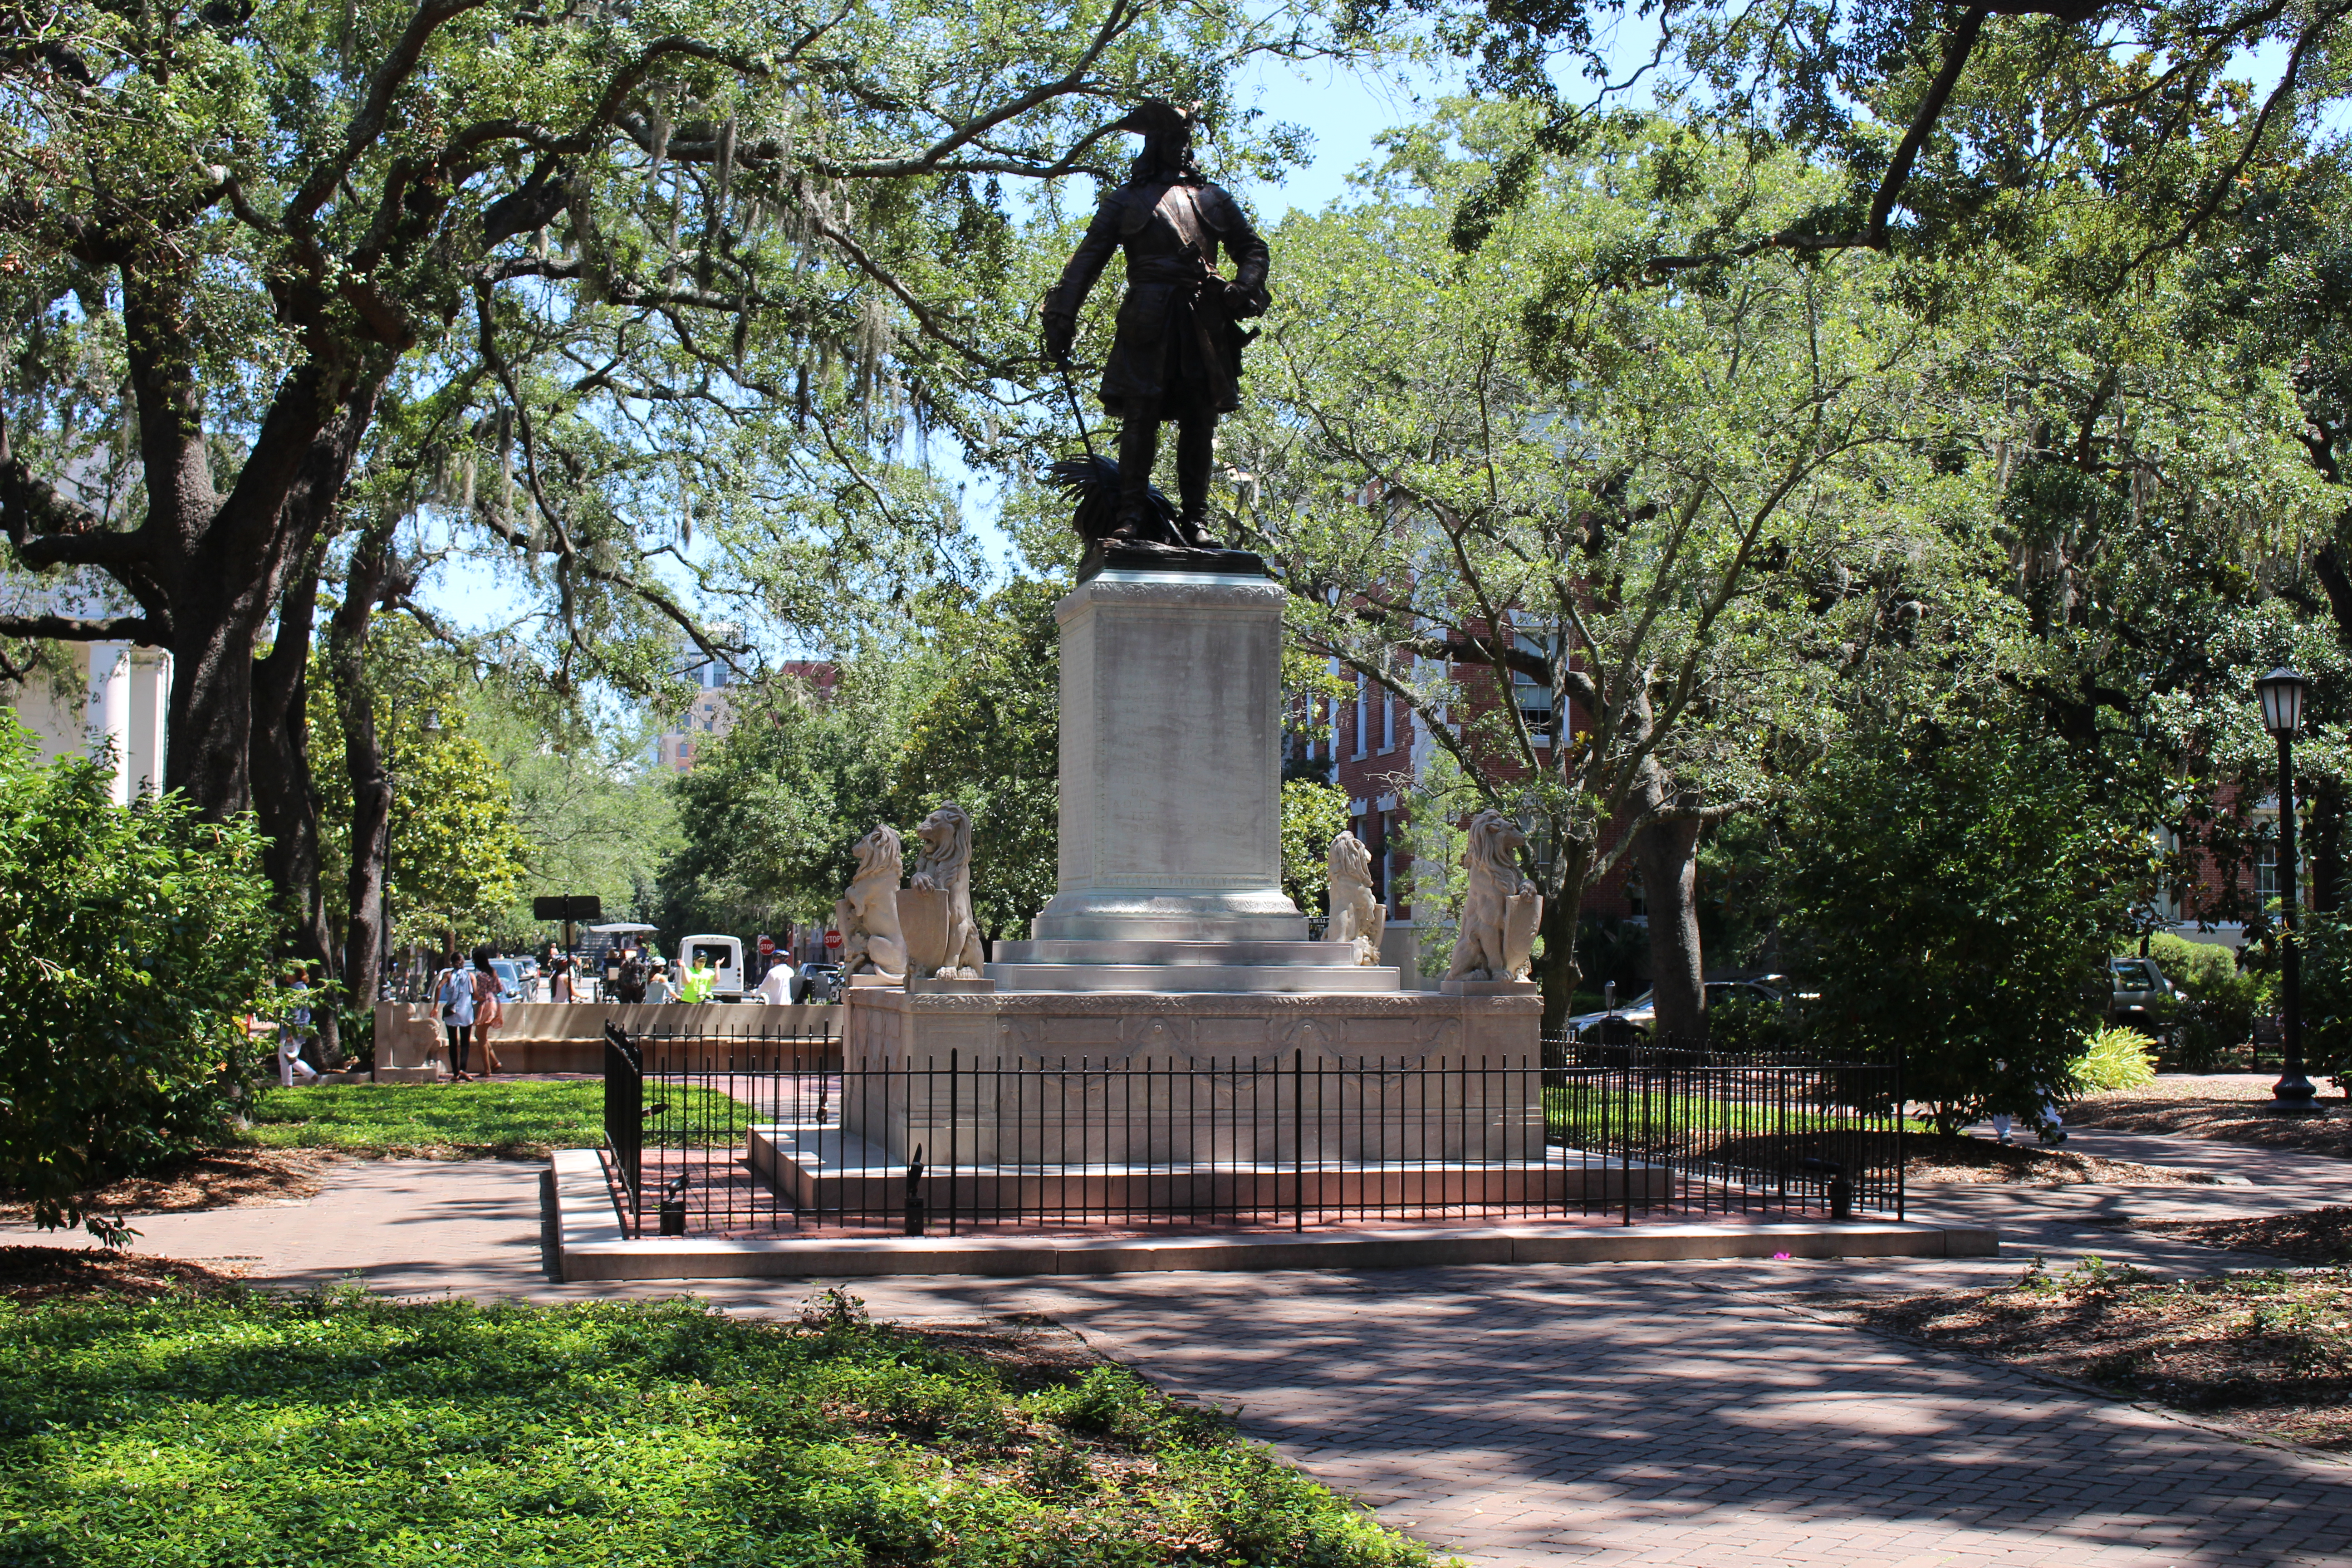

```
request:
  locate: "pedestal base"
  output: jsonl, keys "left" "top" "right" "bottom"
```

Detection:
{"left": 838, "top": 986, "right": 1542, "bottom": 1169}
{"left": 1441, "top": 979, "right": 1539, "bottom": 997}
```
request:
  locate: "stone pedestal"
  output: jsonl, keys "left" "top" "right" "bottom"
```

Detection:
{"left": 990, "top": 568, "right": 1401, "bottom": 992}
{"left": 1025, "top": 569, "right": 1302, "bottom": 944}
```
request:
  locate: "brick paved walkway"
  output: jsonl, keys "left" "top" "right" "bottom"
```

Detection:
{"left": 10, "top": 1140, "right": 2352, "bottom": 1565}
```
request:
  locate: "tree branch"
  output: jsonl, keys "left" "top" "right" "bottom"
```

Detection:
{"left": 0, "top": 612, "right": 157, "bottom": 642}
{"left": 286, "top": 0, "right": 491, "bottom": 226}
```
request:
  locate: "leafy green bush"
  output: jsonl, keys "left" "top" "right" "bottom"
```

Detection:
{"left": 1708, "top": 991, "right": 1798, "bottom": 1052}
{"left": 0, "top": 724, "right": 275, "bottom": 1236}
{"left": 1781, "top": 725, "right": 2144, "bottom": 1134}
{"left": 2072, "top": 1026, "right": 2159, "bottom": 1093}
{"left": 1281, "top": 778, "right": 1354, "bottom": 916}
{"left": 0, "top": 1289, "right": 1432, "bottom": 1568}
{"left": 2145, "top": 934, "right": 2269, "bottom": 1071}
{"left": 2295, "top": 911, "right": 2352, "bottom": 1091}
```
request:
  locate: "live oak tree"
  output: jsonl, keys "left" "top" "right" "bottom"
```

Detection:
{"left": 1233, "top": 107, "right": 1969, "bottom": 1034}
{"left": 1351, "top": 0, "right": 2352, "bottom": 286}
{"left": 0, "top": 0, "right": 1328, "bottom": 990}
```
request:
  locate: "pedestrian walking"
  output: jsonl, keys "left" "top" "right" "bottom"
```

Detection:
{"left": 617, "top": 946, "right": 648, "bottom": 1004}
{"left": 436, "top": 959, "right": 475, "bottom": 1080}
{"left": 470, "top": 946, "right": 507, "bottom": 1076}
{"left": 278, "top": 967, "right": 320, "bottom": 1087}
{"left": 549, "top": 957, "right": 574, "bottom": 1004}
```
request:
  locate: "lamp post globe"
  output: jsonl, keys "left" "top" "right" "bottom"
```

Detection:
{"left": 2258, "top": 668, "right": 2309, "bottom": 737}
{"left": 2257, "top": 666, "right": 2321, "bottom": 1112}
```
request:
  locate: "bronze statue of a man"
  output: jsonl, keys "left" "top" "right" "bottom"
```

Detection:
{"left": 1043, "top": 101, "right": 1269, "bottom": 549}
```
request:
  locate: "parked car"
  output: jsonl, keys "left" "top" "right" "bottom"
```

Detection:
{"left": 797, "top": 961, "right": 844, "bottom": 1003}
{"left": 1566, "top": 978, "right": 1786, "bottom": 1043}
{"left": 488, "top": 957, "right": 529, "bottom": 1004}
{"left": 2109, "top": 955, "right": 2177, "bottom": 1024}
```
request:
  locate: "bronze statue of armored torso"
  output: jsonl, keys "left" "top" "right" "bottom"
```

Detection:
{"left": 1043, "top": 101, "right": 1268, "bottom": 554}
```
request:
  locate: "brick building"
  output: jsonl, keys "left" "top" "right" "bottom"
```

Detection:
{"left": 1288, "top": 648, "right": 1641, "bottom": 933}
{"left": 654, "top": 637, "right": 836, "bottom": 774}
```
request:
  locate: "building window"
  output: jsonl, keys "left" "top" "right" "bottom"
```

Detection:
{"left": 1380, "top": 689, "right": 1395, "bottom": 753}
{"left": 1512, "top": 623, "right": 1557, "bottom": 745}
{"left": 1371, "top": 811, "right": 1388, "bottom": 906}
{"left": 1353, "top": 673, "right": 1367, "bottom": 760}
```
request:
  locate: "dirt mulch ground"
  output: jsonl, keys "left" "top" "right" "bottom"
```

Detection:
{"left": 2072, "top": 1074, "right": 2352, "bottom": 1159}
{"left": 1905, "top": 1133, "right": 2227, "bottom": 1186}
{"left": 0, "top": 1148, "right": 337, "bottom": 1226}
{"left": 1807, "top": 1259, "right": 2352, "bottom": 1452}
{"left": 0, "top": 1245, "right": 246, "bottom": 1307}
{"left": 2137, "top": 1207, "right": 2352, "bottom": 1268}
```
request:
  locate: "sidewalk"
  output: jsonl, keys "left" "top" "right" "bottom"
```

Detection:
{"left": 9, "top": 1128, "right": 2352, "bottom": 1565}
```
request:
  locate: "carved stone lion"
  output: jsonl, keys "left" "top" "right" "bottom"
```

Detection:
{"left": 1446, "top": 809, "right": 1542, "bottom": 983}
{"left": 836, "top": 824, "right": 908, "bottom": 981}
{"left": 1326, "top": 829, "right": 1386, "bottom": 966}
{"left": 910, "top": 802, "right": 986, "bottom": 980}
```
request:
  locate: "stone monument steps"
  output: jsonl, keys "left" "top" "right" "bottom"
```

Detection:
{"left": 750, "top": 1123, "right": 1669, "bottom": 1213}
{"left": 981, "top": 960, "right": 1403, "bottom": 994}
{"left": 991, "top": 938, "right": 1364, "bottom": 966}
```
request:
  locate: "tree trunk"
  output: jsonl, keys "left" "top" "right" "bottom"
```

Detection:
{"left": 1636, "top": 816, "right": 1706, "bottom": 1045}
{"left": 250, "top": 537, "right": 338, "bottom": 1059}
{"left": 2314, "top": 774, "right": 2345, "bottom": 916}
{"left": 1532, "top": 889, "right": 1581, "bottom": 1039}
{"left": 331, "top": 520, "right": 398, "bottom": 1010}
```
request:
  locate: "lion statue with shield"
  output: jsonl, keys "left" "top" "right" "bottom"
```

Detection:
{"left": 1445, "top": 809, "right": 1542, "bottom": 984}
{"left": 907, "top": 803, "right": 987, "bottom": 980}
{"left": 1326, "top": 829, "right": 1386, "bottom": 966}
{"left": 835, "top": 824, "right": 909, "bottom": 981}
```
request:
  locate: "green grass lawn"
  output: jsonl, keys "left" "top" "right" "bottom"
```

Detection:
{"left": 247, "top": 1081, "right": 763, "bottom": 1158}
{"left": 245, "top": 1081, "right": 608, "bottom": 1156}
{"left": 0, "top": 1287, "right": 1431, "bottom": 1567}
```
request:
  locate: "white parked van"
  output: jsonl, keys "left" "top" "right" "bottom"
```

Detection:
{"left": 679, "top": 934, "right": 745, "bottom": 1001}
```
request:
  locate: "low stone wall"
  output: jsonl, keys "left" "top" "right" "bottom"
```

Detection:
{"left": 375, "top": 1001, "right": 843, "bottom": 1076}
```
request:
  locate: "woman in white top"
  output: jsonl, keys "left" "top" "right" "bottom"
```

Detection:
{"left": 436, "top": 962, "right": 476, "bottom": 1080}
{"left": 645, "top": 964, "right": 677, "bottom": 1004}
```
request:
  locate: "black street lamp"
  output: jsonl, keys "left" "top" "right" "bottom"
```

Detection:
{"left": 2256, "top": 666, "right": 2322, "bottom": 1112}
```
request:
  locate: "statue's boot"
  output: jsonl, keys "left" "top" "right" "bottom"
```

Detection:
{"left": 1174, "top": 513, "right": 1223, "bottom": 549}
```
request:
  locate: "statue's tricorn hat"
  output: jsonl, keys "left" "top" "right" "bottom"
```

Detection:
{"left": 1115, "top": 99, "right": 1193, "bottom": 140}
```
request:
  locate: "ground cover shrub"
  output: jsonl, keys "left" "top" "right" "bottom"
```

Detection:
{"left": 2070, "top": 1027, "right": 2159, "bottom": 1093}
{"left": 0, "top": 721, "right": 276, "bottom": 1238}
{"left": 0, "top": 1288, "right": 1432, "bottom": 1567}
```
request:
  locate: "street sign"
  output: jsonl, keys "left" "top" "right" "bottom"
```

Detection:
{"left": 757, "top": 934, "right": 775, "bottom": 955}
{"left": 823, "top": 930, "right": 843, "bottom": 950}
{"left": 532, "top": 894, "right": 603, "bottom": 923}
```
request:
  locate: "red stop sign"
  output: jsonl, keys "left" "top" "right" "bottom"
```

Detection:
{"left": 757, "top": 934, "right": 775, "bottom": 955}
{"left": 823, "top": 930, "right": 843, "bottom": 949}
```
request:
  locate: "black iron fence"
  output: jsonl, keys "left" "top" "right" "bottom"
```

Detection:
{"left": 598, "top": 1023, "right": 1903, "bottom": 1238}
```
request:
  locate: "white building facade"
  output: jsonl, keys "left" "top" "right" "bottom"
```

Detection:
{"left": 12, "top": 640, "right": 172, "bottom": 802}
